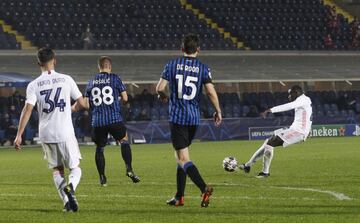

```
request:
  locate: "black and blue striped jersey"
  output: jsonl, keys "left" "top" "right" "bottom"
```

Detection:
{"left": 85, "top": 72, "right": 126, "bottom": 127}
{"left": 161, "top": 56, "right": 212, "bottom": 126}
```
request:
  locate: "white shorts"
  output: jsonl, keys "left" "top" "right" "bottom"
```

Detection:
{"left": 42, "top": 136, "right": 82, "bottom": 169}
{"left": 274, "top": 128, "right": 305, "bottom": 148}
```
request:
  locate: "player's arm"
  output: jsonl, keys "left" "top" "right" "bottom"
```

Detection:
{"left": 204, "top": 83, "right": 222, "bottom": 126}
{"left": 14, "top": 103, "right": 34, "bottom": 150}
{"left": 116, "top": 76, "right": 128, "bottom": 104}
{"left": 262, "top": 99, "right": 304, "bottom": 117}
{"left": 72, "top": 96, "right": 89, "bottom": 112}
{"left": 156, "top": 78, "right": 168, "bottom": 103}
{"left": 271, "top": 100, "right": 301, "bottom": 113}
{"left": 69, "top": 76, "right": 89, "bottom": 112}
{"left": 120, "top": 91, "right": 128, "bottom": 104}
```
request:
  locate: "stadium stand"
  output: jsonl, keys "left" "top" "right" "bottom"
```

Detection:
{"left": 1, "top": 0, "right": 358, "bottom": 50}
{"left": 0, "top": 0, "right": 236, "bottom": 50}
{"left": 188, "top": 0, "right": 355, "bottom": 50}
{"left": 0, "top": 25, "right": 21, "bottom": 49}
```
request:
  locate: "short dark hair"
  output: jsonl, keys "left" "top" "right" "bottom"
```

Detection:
{"left": 290, "top": 85, "right": 303, "bottom": 95}
{"left": 182, "top": 34, "right": 200, "bottom": 54}
{"left": 98, "top": 56, "right": 112, "bottom": 69}
{"left": 37, "top": 48, "right": 55, "bottom": 66}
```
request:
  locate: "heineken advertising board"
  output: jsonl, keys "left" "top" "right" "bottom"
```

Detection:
{"left": 249, "top": 124, "right": 360, "bottom": 140}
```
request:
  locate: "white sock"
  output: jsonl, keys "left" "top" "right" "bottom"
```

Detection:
{"left": 245, "top": 139, "right": 268, "bottom": 167}
{"left": 53, "top": 171, "right": 68, "bottom": 205}
{"left": 69, "top": 167, "right": 82, "bottom": 191}
{"left": 262, "top": 145, "right": 274, "bottom": 174}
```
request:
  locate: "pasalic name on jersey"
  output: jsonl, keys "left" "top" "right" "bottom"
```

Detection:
{"left": 93, "top": 78, "right": 111, "bottom": 85}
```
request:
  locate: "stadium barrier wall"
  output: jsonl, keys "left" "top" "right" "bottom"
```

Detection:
{"left": 125, "top": 116, "right": 360, "bottom": 144}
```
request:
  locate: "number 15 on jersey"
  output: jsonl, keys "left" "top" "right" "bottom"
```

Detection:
{"left": 175, "top": 74, "right": 198, "bottom": 100}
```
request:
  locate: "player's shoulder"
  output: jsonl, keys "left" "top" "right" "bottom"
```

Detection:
{"left": 54, "top": 71, "right": 75, "bottom": 81}
{"left": 192, "top": 58, "right": 209, "bottom": 70}
{"left": 299, "top": 94, "right": 312, "bottom": 103}
{"left": 108, "top": 73, "right": 123, "bottom": 84}
{"left": 27, "top": 74, "right": 47, "bottom": 88}
{"left": 109, "top": 72, "right": 121, "bottom": 79}
{"left": 166, "top": 57, "right": 179, "bottom": 66}
{"left": 27, "top": 77, "right": 38, "bottom": 89}
{"left": 200, "top": 61, "right": 210, "bottom": 70}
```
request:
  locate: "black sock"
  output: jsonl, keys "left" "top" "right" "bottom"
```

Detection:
{"left": 175, "top": 164, "right": 186, "bottom": 198}
{"left": 95, "top": 146, "right": 105, "bottom": 176}
{"left": 183, "top": 161, "right": 206, "bottom": 193}
{"left": 120, "top": 141, "right": 132, "bottom": 172}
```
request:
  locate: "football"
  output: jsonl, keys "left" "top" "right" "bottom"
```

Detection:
{"left": 222, "top": 156, "right": 238, "bottom": 172}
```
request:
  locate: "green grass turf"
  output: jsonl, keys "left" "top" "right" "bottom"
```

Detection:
{"left": 0, "top": 137, "right": 359, "bottom": 223}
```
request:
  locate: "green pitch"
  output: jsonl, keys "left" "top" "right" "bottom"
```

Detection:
{"left": 0, "top": 137, "right": 359, "bottom": 223}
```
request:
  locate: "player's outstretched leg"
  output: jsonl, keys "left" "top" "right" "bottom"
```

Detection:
{"left": 183, "top": 161, "right": 213, "bottom": 208}
{"left": 239, "top": 139, "right": 269, "bottom": 173}
{"left": 95, "top": 146, "right": 107, "bottom": 186}
{"left": 167, "top": 164, "right": 186, "bottom": 206}
{"left": 120, "top": 140, "right": 140, "bottom": 183}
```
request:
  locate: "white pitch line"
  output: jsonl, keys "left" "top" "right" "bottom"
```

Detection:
{"left": 0, "top": 182, "right": 353, "bottom": 201}
{"left": 132, "top": 181, "right": 353, "bottom": 201}
{"left": 211, "top": 182, "right": 353, "bottom": 201}
{"left": 269, "top": 186, "right": 352, "bottom": 201}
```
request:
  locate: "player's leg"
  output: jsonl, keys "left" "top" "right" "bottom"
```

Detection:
{"left": 62, "top": 137, "right": 82, "bottom": 212}
{"left": 92, "top": 126, "right": 108, "bottom": 186}
{"left": 53, "top": 166, "right": 70, "bottom": 211}
{"left": 110, "top": 122, "right": 140, "bottom": 183}
{"left": 166, "top": 151, "right": 186, "bottom": 206}
{"left": 171, "top": 124, "right": 212, "bottom": 207}
{"left": 120, "top": 135, "right": 140, "bottom": 183}
{"left": 256, "top": 135, "right": 283, "bottom": 178}
{"left": 167, "top": 123, "right": 191, "bottom": 206}
{"left": 176, "top": 147, "right": 207, "bottom": 192}
{"left": 257, "top": 129, "right": 305, "bottom": 177}
{"left": 42, "top": 143, "right": 69, "bottom": 211}
{"left": 176, "top": 148, "right": 213, "bottom": 207}
{"left": 119, "top": 134, "right": 132, "bottom": 172}
{"left": 239, "top": 139, "right": 269, "bottom": 173}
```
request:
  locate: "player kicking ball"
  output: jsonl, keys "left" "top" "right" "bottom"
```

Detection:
{"left": 72, "top": 56, "right": 140, "bottom": 186}
{"left": 14, "top": 48, "right": 87, "bottom": 212}
{"left": 239, "top": 85, "right": 312, "bottom": 178}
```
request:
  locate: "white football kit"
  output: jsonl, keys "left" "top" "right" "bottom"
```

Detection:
{"left": 270, "top": 94, "right": 312, "bottom": 147}
{"left": 26, "top": 70, "right": 82, "bottom": 168}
